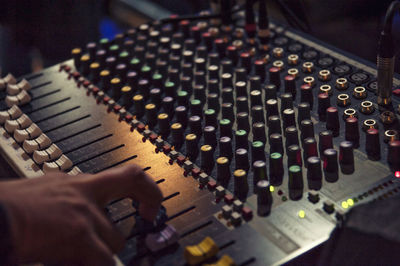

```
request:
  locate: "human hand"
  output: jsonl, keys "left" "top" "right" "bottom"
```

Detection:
{"left": 0, "top": 164, "right": 163, "bottom": 265}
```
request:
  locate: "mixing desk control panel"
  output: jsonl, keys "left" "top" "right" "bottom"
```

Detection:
{"left": 1, "top": 13, "right": 400, "bottom": 265}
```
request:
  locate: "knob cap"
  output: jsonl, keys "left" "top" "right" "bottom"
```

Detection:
{"left": 217, "top": 157, "right": 231, "bottom": 188}
{"left": 201, "top": 145, "right": 215, "bottom": 174}
{"left": 345, "top": 117, "right": 360, "bottom": 148}
{"left": 219, "top": 137, "right": 233, "bottom": 160}
{"left": 287, "top": 144, "right": 302, "bottom": 167}
{"left": 257, "top": 180, "right": 273, "bottom": 217}
{"left": 365, "top": 128, "right": 380, "bottom": 160}
{"left": 288, "top": 165, "right": 304, "bottom": 200}
{"left": 235, "top": 148, "right": 250, "bottom": 171}
{"left": 269, "top": 152, "right": 284, "bottom": 186}
{"left": 253, "top": 160, "right": 268, "bottom": 189}
{"left": 234, "top": 169, "right": 249, "bottom": 201}
{"left": 186, "top": 134, "right": 199, "bottom": 160}
{"left": 339, "top": 141, "right": 355, "bottom": 174}
{"left": 323, "top": 148, "right": 339, "bottom": 182}
{"left": 319, "top": 130, "right": 333, "bottom": 156}
{"left": 326, "top": 107, "right": 340, "bottom": 137}
{"left": 307, "top": 156, "right": 322, "bottom": 190}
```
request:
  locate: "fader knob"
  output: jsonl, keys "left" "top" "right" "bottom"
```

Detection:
{"left": 204, "top": 109, "right": 217, "bottom": 128}
{"left": 186, "top": 134, "right": 199, "bottom": 160}
{"left": 219, "top": 137, "right": 233, "bottom": 160}
{"left": 269, "top": 67, "right": 281, "bottom": 89}
{"left": 157, "top": 113, "right": 170, "bottom": 138}
{"left": 282, "top": 109, "right": 296, "bottom": 129}
{"left": 175, "top": 106, "right": 188, "bottom": 128}
{"left": 235, "top": 68, "right": 247, "bottom": 83}
{"left": 171, "top": 123, "right": 184, "bottom": 148}
{"left": 253, "top": 122, "right": 266, "bottom": 143}
{"left": 145, "top": 104, "right": 157, "bottom": 128}
{"left": 133, "top": 95, "right": 145, "bottom": 118}
{"left": 264, "top": 84, "right": 277, "bottom": 100}
{"left": 300, "top": 120, "right": 314, "bottom": 141}
{"left": 237, "top": 112, "right": 250, "bottom": 133}
{"left": 269, "top": 133, "right": 284, "bottom": 155}
{"left": 189, "top": 116, "right": 202, "bottom": 137}
{"left": 251, "top": 141, "right": 266, "bottom": 163}
{"left": 323, "top": 149, "right": 339, "bottom": 182}
{"left": 266, "top": 99, "right": 279, "bottom": 118}
{"left": 284, "top": 75, "right": 296, "bottom": 99}
{"left": 222, "top": 103, "right": 235, "bottom": 123}
{"left": 285, "top": 126, "right": 299, "bottom": 147}
{"left": 339, "top": 141, "right": 354, "bottom": 174}
{"left": 257, "top": 180, "right": 272, "bottom": 217}
{"left": 281, "top": 93, "right": 294, "bottom": 112}
{"left": 288, "top": 165, "right": 304, "bottom": 200}
{"left": 235, "top": 130, "right": 248, "bottom": 150}
{"left": 297, "top": 102, "right": 311, "bottom": 124}
{"left": 318, "top": 93, "right": 331, "bottom": 121}
{"left": 300, "top": 84, "right": 314, "bottom": 109}
{"left": 319, "top": 130, "right": 333, "bottom": 156}
{"left": 268, "top": 116, "right": 282, "bottom": 135}
{"left": 365, "top": 128, "right": 380, "bottom": 160}
{"left": 236, "top": 96, "right": 249, "bottom": 113}
{"left": 204, "top": 126, "right": 217, "bottom": 148}
{"left": 287, "top": 144, "right": 302, "bottom": 167}
{"left": 303, "top": 138, "right": 318, "bottom": 166}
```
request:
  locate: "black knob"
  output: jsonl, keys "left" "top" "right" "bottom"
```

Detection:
{"left": 297, "top": 102, "right": 311, "bottom": 124}
{"left": 319, "top": 130, "right": 333, "bottom": 156}
{"left": 204, "top": 109, "right": 217, "bottom": 128}
{"left": 111, "top": 78, "right": 122, "bottom": 100}
{"left": 207, "top": 93, "right": 220, "bottom": 113}
{"left": 236, "top": 96, "right": 249, "bottom": 113}
{"left": 269, "top": 152, "right": 284, "bottom": 186}
{"left": 204, "top": 126, "right": 217, "bottom": 148}
{"left": 175, "top": 106, "right": 188, "bottom": 128}
{"left": 318, "top": 93, "right": 331, "bottom": 121}
{"left": 133, "top": 94, "right": 145, "bottom": 118}
{"left": 240, "top": 52, "right": 252, "bottom": 73}
{"left": 345, "top": 117, "right": 360, "bottom": 148}
{"left": 196, "top": 45, "right": 207, "bottom": 59}
{"left": 268, "top": 116, "right": 282, "bottom": 135}
{"left": 217, "top": 157, "right": 231, "bottom": 188}
{"left": 171, "top": 123, "right": 184, "bottom": 148}
{"left": 222, "top": 87, "right": 234, "bottom": 103}
{"left": 189, "top": 115, "right": 202, "bottom": 137}
{"left": 157, "top": 113, "right": 170, "bottom": 138}
{"left": 251, "top": 106, "right": 265, "bottom": 124}
{"left": 282, "top": 109, "right": 296, "bottom": 129}
{"left": 145, "top": 103, "right": 157, "bottom": 128}
{"left": 284, "top": 75, "right": 296, "bottom": 100}
{"left": 253, "top": 122, "right": 267, "bottom": 143}
{"left": 300, "top": 84, "right": 313, "bottom": 109}
{"left": 365, "top": 128, "right": 380, "bottom": 160}
{"left": 127, "top": 71, "right": 138, "bottom": 90}
{"left": 300, "top": 120, "right": 314, "bottom": 141}
{"left": 194, "top": 71, "right": 206, "bottom": 87}
{"left": 235, "top": 130, "right": 249, "bottom": 150}
{"left": 323, "top": 148, "right": 339, "bottom": 182}
{"left": 227, "top": 45, "right": 239, "bottom": 66}
{"left": 235, "top": 81, "right": 248, "bottom": 97}
{"left": 251, "top": 141, "right": 266, "bottom": 163}
{"left": 184, "top": 38, "right": 196, "bottom": 51}
{"left": 190, "top": 99, "right": 202, "bottom": 117}
{"left": 177, "top": 90, "right": 189, "bottom": 106}
{"left": 195, "top": 58, "right": 206, "bottom": 72}
{"left": 222, "top": 73, "right": 233, "bottom": 88}
{"left": 208, "top": 65, "right": 220, "bottom": 81}
{"left": 266, "top": 99, "right": 279, "bottom": 118}
{"left": 235, "top": 68, "right": 247, "bottom": 83}
{"left": 201, "top": 145, "right": 215, "bottom": 174}
{"left": 96, "top": 50, "right": 106, "bottom": 67}
{"left": 250, "top": 76, "right": 261, "bottom": 92}
{"left": 222, "top": 103, "right": 235, "bottom": 122}
{"left": 162, "top": 96, "right": 175, "bottom": 116}
{"left": 281, "top": 93, "right": 294, "bottom": 112}
{"left": 138, "top": 79, "right": 150, "bottom": 99}
{"left": 186, "top": 134, "right": 199, "bottom": 160}
{"left": 121, "top": 86, "right": 133, "bottom": 108}
{"left": 234, "top": 169, "right": 249, "bottom": 201}
{"left": 269, "top": 67, "right": 281, "bottom": 89}
{"left": 220, "top": 119, "right": 233, "bottom": 138}
{"left": 307, "top": 156, "right": 322, "bottom": 190}
{"left": 164, "top": 81, "right": 176, "bottom": 97}
{"left": 339, "top": 141, "right": 354, "bottom": 174}
{"left": 221, "top": 59, "right": 233, "bottom": 74}
{"left": 288, "top": 165, "right": 304, "bottom": 200}
{"left": 235, "top": 148, "right": 250, "bottom": 171}
{"left": 257, "top": 180, "right": 273, "bottom": 216}
{"left": 285, "top": 126, "right": 299, "bottom": 148}
{"left": 237, "top": 112, "right": 250, "bottom": 133}
{"left": 303, "top": 138, "right": 318, "bottom": 167}
{"left": 253, "top": 161, "right": 268, "bottom": 189}
{"left": 326, "top": 107, "right": 340, "bottom": 137}
{"left": 287, "top": 144, "right": 302, "bottom": 167}
{"left": 264, "top": 84, "right": 277, "bottom": 100}
{"left": 151, "top": 73, "right": 163, "bottom": 89}
{"left": 250, "top": 90, "right": 263, "bottom": 107}
{"left": 208, "top": 52, "right": 219, "bottom": 66}
{"left": 269, "top": 133, "right": 284, "bottom": 155}
{"left": 219, "top": 137, "right": 233, "bottom": 160}
{"left": 254, "top": 60, "right": 266, "bottom": 82}
{"left": 181, "top": 76, "right": 193, "bottom": 93}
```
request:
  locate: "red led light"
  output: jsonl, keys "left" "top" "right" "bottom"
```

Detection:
{"left": 395, "top": 171, "right": 400, "bottom": 178}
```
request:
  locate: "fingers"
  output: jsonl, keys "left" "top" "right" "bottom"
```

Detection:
{"left": 89, "top": 204, "right": 125, "bottom": 253}
{"left": 81, "top": 164, "right": 163, "bottom": 221}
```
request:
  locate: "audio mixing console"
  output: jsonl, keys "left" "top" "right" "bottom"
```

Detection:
{"left": 1, "top": 12, "right": 400, "bottom": 266}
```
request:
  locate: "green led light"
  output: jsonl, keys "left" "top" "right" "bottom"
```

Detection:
{"left": 252, "top": 141, "right": 264, "bottom": 148}
{"left": 205, "top": 109, "right": 215, "bottom": 115}
{"left": 347, "top": 198, "right": 354, "bottom": 206}
{"left": 341, "top": 201, "right": 349, "bottom": 209}
{"left": 236, "top": 130, "right": 247, "bottom": 136}
{"left": 177, "top": 90, "right": 187, "bottom": 97}
{"left": 289, "top": 165, "right": 301, "bottom": 173}
{"left": 270, "top": 186, "right": 275, "bottom": 192}
{"left": 271, "top": 153, "right": 282, "bottom": 159}
{"left": 119, "top": 51, "right": 129, "bottom": 58}
{"left": 298, "top": 210, "right": 306, "bottom": 218}
{"left": 220, "top": 119, "right": 231, "bottom": 125}
{"left": 165, "top": 81, "right": 175, "bottom": 88}
{"left": 109, "top": 44, "right": 119, "bottom": 51}
{"left": 191, "top": 99, "right": 201, "bottom": 105}
{"left": 141, "top": 65, "right": 151, "bottom": 72}
{"left": 130, "top": 58, "right": 140, "bottom": 65}
{"left": 282, "top": 196, "right": 287, "bottom": 201}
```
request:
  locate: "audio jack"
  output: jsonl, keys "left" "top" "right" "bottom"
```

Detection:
{"left": 377, "top": 1, "right": 400, "bottom": 105}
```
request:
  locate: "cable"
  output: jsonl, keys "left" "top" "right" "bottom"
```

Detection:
{"left": 377, "top": 1, "right": 400, "bottom": 105}
{"left": 258, "top": 0, "right": 270, "bottom": 44}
